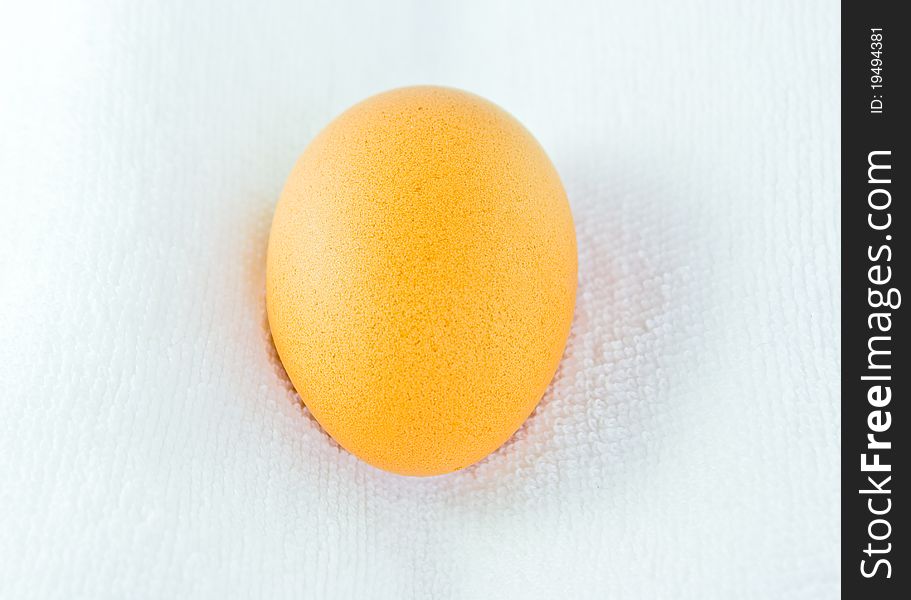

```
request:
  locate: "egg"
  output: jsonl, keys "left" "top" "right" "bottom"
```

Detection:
{"left": 266, "top": 86, "right": 576, "bottom": 476}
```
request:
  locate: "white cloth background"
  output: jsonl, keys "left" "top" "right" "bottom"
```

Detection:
{"left": 0, "top": 0, "right": 840, "bottom": 598}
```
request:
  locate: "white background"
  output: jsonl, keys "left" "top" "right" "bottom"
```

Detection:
{"left": 0, "top": 1, "right": 840, "bottom": 598}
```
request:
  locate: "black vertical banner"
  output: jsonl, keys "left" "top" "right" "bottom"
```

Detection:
{"left": 842, "top": 0, "right": 907, "bottom": 596}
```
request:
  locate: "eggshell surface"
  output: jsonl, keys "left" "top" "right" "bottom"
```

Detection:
{"left": 266, "top": 86, "right": 576, "bottom": 476}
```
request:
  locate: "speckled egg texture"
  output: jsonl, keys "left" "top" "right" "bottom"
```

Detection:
{"left": 266, "top": 86, "right": 576, "bottom": 476}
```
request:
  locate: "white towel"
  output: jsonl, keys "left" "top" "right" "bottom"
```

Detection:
{"left": 0, "top": 0, "right": 839, "bottom": 597}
